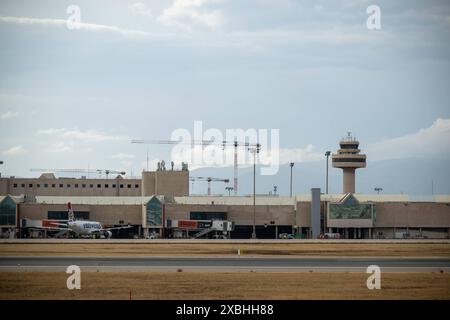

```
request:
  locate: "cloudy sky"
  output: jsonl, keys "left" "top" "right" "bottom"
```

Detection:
{"left": 0, "top": 0, "right": 449, "bottom": 194}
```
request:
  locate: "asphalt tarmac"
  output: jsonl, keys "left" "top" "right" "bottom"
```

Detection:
{"left": 1, "top": 256, "right": 449, "bottom": 272}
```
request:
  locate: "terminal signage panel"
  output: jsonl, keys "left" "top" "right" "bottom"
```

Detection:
{"left": 328, "top": 194, "right": 376, "bottom": 221}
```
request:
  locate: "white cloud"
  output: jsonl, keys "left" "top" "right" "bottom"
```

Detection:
{"left": 0, "top": 11, "right": 392, "bottom": 50}
{"left": 0, "top": 16, "right": 157, "bottom": 39}
{"left": 36, "top": 128, "right": 67, "bottom": 135}
{"left": 368, "top": 118, "right": 450, "bottom": 161}
{"left": 112, "top": 155, "right": 135, "bottom": 169}
{"left": 343, "top": 0, "right": 371, "bottom": 7}
{"left": 226, "top": 27, "right": 392, "bottom": 47}
{"left": 61, "top": 129, "right": 125, "bottom": 142}
{"left": 111, "top": 153, "right": 136, "bottom": 160}
{"left": 314, "top": 5, "right": 324, "bottom": 12}
{"left": 3, "top": 145, "right": 27, "bottom": 156}
{"left": 157, "top": 0, "right": 225, "bottom": 30}
{"left": 37, "top": 128, "right": 127, "bottom": 143}
{"left": 130, "top": 3, "right": 153, "bottom": 18}
{"left": 278, "top": 145, "right": 323, "bottom": 164}
{"left": 0, "top": 111, "right": 19, "bottom": 119}
{"left": 46, "top": 142, "right": 73, "bottom": 153}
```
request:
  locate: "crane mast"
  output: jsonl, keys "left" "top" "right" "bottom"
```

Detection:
{"left": 131, "top": 139, "right": 261, "bottom": 196}
{"left": 189, "top": 176, "right": 230, "bottom": 196}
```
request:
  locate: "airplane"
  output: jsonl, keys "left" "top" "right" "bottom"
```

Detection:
{"left": 33, "top": 202, "right": 132, "bottom": 239}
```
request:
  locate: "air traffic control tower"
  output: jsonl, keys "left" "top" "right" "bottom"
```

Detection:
{"left": 332, "top": 132, "right": 366, "bottom": 194}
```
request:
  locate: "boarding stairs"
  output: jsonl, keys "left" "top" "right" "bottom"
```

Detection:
{"left": 192, "top": 228, "right": 214, "bottom": 239}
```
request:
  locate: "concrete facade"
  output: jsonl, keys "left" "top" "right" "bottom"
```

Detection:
{"left": 0, "top": 170, "right": 189, "bottom": 198}
{"left": 165, "top": 203, "right": 295, "bottom": 226}
{"left": 342, "top": 168, "right": 356, "bottom": 195}
{"left": 141, "top": 171, "right": 189, "bottom": 197}
{"left": 2, "top": 194, "right": 448, "bottom": 239}
{"left": 374, "top": 202, "right": 450, "bottom": 228}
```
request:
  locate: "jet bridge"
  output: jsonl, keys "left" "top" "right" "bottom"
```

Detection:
{"left": 166, "top": 219, "right": 234, "bottom": 239}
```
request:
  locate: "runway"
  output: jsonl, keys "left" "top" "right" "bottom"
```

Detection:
{"left": 1, "top": 256, "right": 449, "bottom": 272}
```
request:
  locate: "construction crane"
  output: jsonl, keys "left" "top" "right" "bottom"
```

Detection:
{"left": 190, "top": 176, "right": 230, "bottom": 196}
{"left": 131, "top": 139, "right": 261, "bottom": 196}
{"left": 30, "top": 168, "right": 126, "bottom": 179}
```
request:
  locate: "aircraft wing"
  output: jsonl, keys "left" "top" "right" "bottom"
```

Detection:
{"left": 101, "top": 225, "right": 133, "bottom": 231}
{"left": 49, "top": 222, "right": 69, "bottom": 227}
{"left": 27, "top": 226, "right": 71, "bottom": 232}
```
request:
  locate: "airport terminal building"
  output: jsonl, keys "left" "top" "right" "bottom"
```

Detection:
{"left": 1, "top": 192, "right": 449, "bottom": 239}
{"left": 1, "top": 136, "right": 449, "bottom": 239}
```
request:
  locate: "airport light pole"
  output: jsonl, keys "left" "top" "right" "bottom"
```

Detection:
{"left": 226, "top": 186, "right": 233, "bottom": 196}
{"left": 374, "top": 187, "right": 383, "bottom": 195}
{"left": 250, "top": 148, "right": 257, "bottom": 239}
{"left": 289, "top": 162, "right": 294, "bottom": 197}
{"left": 325, "top": 151, "right": 331, "bottom": 194}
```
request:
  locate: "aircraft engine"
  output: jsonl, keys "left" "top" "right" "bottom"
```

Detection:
{"left": 104, "top": 231, "right": 113, "bottom": 239}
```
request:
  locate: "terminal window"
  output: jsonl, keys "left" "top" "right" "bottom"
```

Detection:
{"left": 21, "top": 184, "right": 25, "bottom": 188}
{"left": 105, "top": 184, "right": 109, "bottom": 188}
{"left": 28, "top": 184, "right": 32, "bottom": 188}
{"left": 333, "top": 158, "right": 365, "bottom": 162}
{"left": 75, "top": 184, "right": 78, "bottom": 188}
{"left": 67, "top": 184, "right": 71, "bottom": 188}
{"left": 13, "top": 184, "right": 17, "bottom": 188}
{"left": 120, "top": 184, "right": 124, "bottom": 188}
{"left": 135, "top": 184, "right": 139, "bottom": 188}
{"left": 146, "top": 197, "right": 163, "bottom": 227}
{"left": 190, "top": 212, "right": 227, "bottom": 221}
{"left": 59, "top": 184, "right": 63, "bottom": 188}
{"left": 0, "top": 197, "right": 16, "bottom": 226}
{"left": 97, "top": 184, "right": 101, "bottom": 188}
{"left": 341, "top": 144, "right": 358, "bottom": 149}
{"left": 48, "top": 211, "right": 90, "bottom": 220}
{"left": 82, "top": 184, "right": 86, "bottom": 188}
{"left": 52, "top": 184, "right": 56, "bottom": 188}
